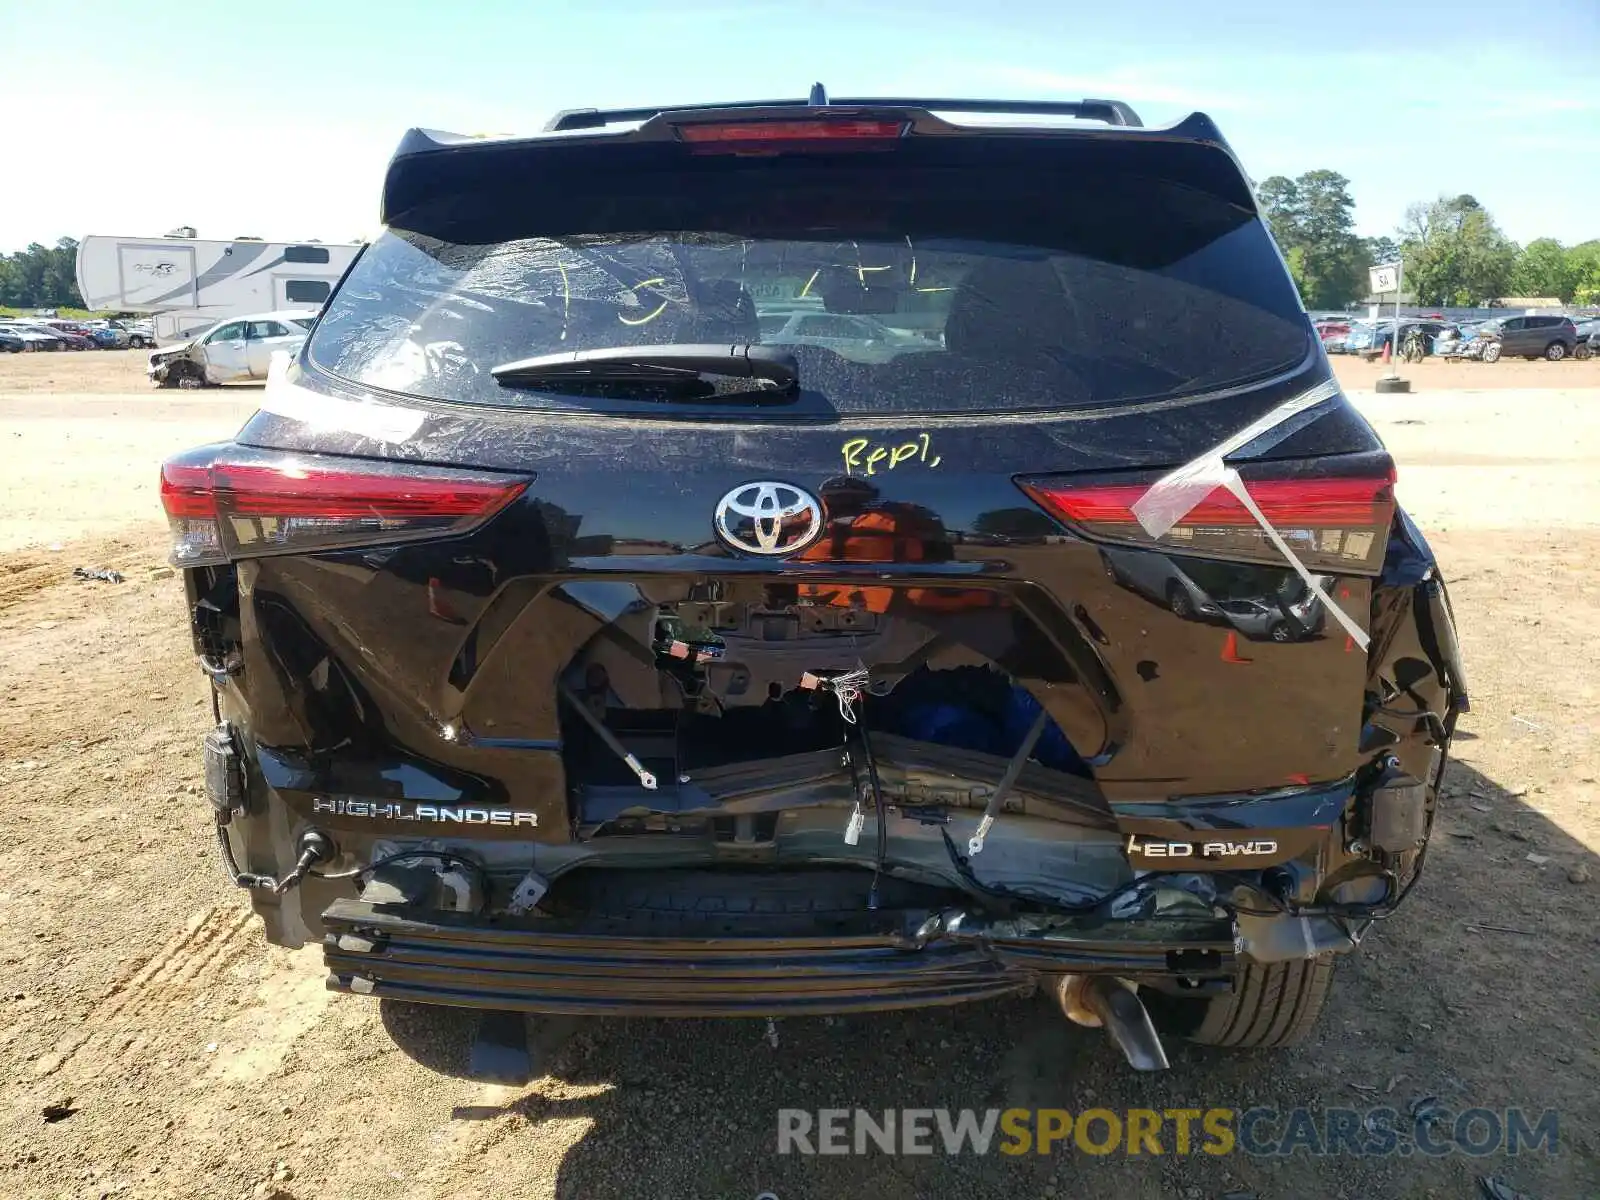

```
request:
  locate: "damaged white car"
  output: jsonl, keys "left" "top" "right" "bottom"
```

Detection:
{"left": 149, "top": 311, "right": 317, "bottom": 388}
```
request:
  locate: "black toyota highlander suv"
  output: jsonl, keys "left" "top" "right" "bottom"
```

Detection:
{"left": 161, "top": 89, "right": 1467, "bottom": 1077}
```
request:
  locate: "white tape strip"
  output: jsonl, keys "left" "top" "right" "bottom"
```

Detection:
{"left": 1130, "top": 377, "right": 1341, "bottom": 539}
{"left": 1129, "top": 377, "right": 1370, "bottom": 651}
{"left": 258, "top": 352, "right": 424, "bottom": 445}
{"left": 1223, "top": 468, "right": 1370, "bottom": 650}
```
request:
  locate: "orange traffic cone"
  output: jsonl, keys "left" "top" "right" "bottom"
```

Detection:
{"left": 1381, "top": 340, "right": 1392, "bottom": 366}
{"left": 1220, "top": 631, "right": 1251, "bottom": 664}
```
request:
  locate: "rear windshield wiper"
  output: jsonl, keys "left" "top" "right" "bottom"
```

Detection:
{"left": 491, "top": 343, "right": 799, "bottom": 401}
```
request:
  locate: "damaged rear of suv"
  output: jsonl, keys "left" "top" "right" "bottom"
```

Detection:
{"left": 161, "top": 90, "right": 1466, "bottom": 1075}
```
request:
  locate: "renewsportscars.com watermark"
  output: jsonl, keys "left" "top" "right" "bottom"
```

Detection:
{"left": 776, "top": 1106, "right": 1560, "bottom": 1159}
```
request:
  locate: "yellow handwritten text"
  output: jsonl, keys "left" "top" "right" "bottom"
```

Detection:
{"left": 841, "top": 432, "right": 941, "bottom": 475}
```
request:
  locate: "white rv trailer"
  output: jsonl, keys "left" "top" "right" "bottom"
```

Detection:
{"left": 75, "top": 235, "right": 362, "bottom": 343}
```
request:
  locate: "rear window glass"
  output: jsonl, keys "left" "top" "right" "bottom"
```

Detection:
{"left": 310, "top": 156, "right": 1309, "bottom": 415}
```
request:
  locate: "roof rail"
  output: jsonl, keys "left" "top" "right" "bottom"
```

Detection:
{"left": 544, "top": 93, "right": 1143, "bottom": 133}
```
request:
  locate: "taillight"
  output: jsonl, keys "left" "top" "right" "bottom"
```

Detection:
{"left": 159, "top": 462, "right": 227, "bottom": 566}
{"left": 1018, "top": 468, "right": 1397, "bottom": 574}
{"left": 674, "top": 118, "right": 907, "bottom": 154}
{"left": 159, "top": 452, "right": 529, "bottom": 567}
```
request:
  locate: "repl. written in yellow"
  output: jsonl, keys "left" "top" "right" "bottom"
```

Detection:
{"left": 841, "top": 433, "right": 942, "bottom": 476}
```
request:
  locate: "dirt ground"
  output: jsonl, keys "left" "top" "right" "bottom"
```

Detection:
{"left": 0, "top": 351, "right": 1596, "bottom": 1200}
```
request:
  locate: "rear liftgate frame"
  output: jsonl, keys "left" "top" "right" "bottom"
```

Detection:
{"left": 314, "top": 379, "right": 1409, "bottom": 1079}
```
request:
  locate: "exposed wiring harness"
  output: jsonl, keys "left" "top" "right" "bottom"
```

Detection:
{"left": 204, "top": 632, "right": 1455, "bottom": 935}
{"left": 937, "top": 828, "right": 1165, "bottom": 917}
{"left": 312, "top": 848, "right": 493, "bottom": 894}
{"left": 938, "top": 831, "right": 1427, "bottom": 929}
{"left": 819, "top": 666, "right": 889, "bottom": 908}
{"left": 854, "top": 722, "right": 890, "bottom": 911}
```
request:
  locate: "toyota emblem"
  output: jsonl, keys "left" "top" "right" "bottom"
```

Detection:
{"left": 714, "top": 482, "right": 824, "bottom": 556}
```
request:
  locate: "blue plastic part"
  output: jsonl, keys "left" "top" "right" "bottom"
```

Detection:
{"left": 1003, "top": 688, "right": 1091, "bottom": 776}
{"left": 899, "top": 687, "right": 1090, "bottom": 778}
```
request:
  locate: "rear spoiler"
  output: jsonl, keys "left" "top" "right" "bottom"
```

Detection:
{"left": 379, "top": 88, "right": 1240, "bottom": 227}
{"left": 545, "top": 86, "right": 1146, "bottom": 131}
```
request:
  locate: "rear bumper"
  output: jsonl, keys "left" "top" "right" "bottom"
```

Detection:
{"left": 321, "top": 899, "right": 1236, "bottom": 1017}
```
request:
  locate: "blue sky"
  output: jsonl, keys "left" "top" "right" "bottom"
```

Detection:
{"left": 2, "top": 0, "right": 1596, "bottom": 250}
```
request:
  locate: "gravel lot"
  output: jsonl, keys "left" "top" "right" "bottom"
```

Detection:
{"left": 0, "top": 351, "right": 1595, "bottom": 1199}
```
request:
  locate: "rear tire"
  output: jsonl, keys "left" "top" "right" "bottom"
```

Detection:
{"left": 1483, "top": 342, "right": 1502, "bottom": 363}
{"left": 1148, "top": 956, "right": 1336, "bottom": 1049}
{"left": 1576, "top": 342, "right": 1593, "bottom": 361}
{"left": 129, "top": 335, "right": 148, "bottom": 349}
{"left": 1545, "top": 342, "right": 1566, "bottom": 362}
{"left": 1268, "top": 621, "right": 1293, "bottom": 643}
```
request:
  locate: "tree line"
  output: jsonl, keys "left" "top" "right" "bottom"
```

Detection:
{"left": 1259, "top": 171, "right": 1600, "bottom": 309}
{"left": 0, "top": 238, "right": 85, "bottom": 309}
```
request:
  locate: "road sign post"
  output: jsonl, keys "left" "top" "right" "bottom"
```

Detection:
{"left": 1369, "top": 260, "right": 1411, "bottom": 393}
{"left": 1369, "top": 261, "right": 1407, "bottom": 386}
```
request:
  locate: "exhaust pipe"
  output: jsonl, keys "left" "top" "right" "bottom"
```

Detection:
{"left": 1053, "top": 975, "right": 1170, "bottom": 1072}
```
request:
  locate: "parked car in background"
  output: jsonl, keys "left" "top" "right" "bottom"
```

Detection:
{"left": 25, "top": 321, "right": 97, "bottom": 350}
{"left": 148, "top": 311, "right": 316, "bottom": 387}
{"left": 0, "top": 322, "right": 66, "bottom": 351}
{"left": 41, "top": 319, "right": 122, "bottom": 350}
{"left": 83, "top": 318, "right": 154, "bottom": 349}
{"left": 1344, "top": 320, "right": 1450, "bottom": 357}
{"left": 1571, "top": 318, "right": 1598, "bottom": 360}
{"left": 1489, "top": 315, "right": 1579, "bottom": 361}
{"left": 1313, "top": 317, "right": 1354, "bottom": 352}
{"left": 79, "top": 320, "right": 130, "bottom": 349}
{"left": 757, "top": 309, "right": 935, "bottom": 363}
{"left": 1329, "top": 320, "right": 1370, "bottom": 354}
{"left": 105, "top": 319, "right": 156, "bottom": 349}
{"left": 0, "top": 328, "right": 28, "bottom": 353}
